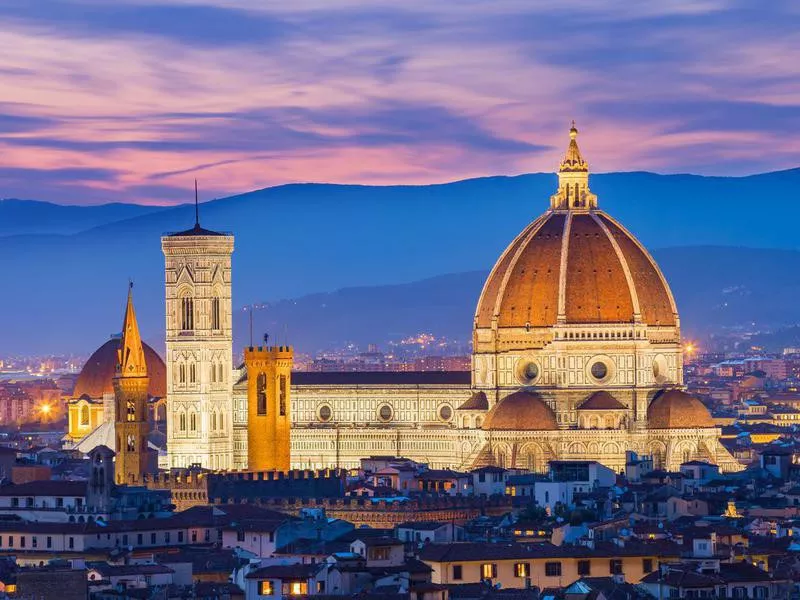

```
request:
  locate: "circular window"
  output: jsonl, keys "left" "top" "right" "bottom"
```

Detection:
{"left": 590, "top": 361, "right": 608, "bottom": 381}
{"left": 378, "top": 404, "right": 393, "bottom": 422}
{"left": 318, "top": 405, "right": 332, "bottom": 422}
{"left": 515, "top": 358, "right": 541, "bottom": 385}
{"left": 439, "top": 405, "right": 453, "bottom": 421}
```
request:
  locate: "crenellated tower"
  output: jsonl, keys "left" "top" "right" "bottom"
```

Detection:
{"left": 113, "top": 284, "right": 151, "bottom": 484}
{"left": 162, "top": 193, "right": 234, "bottom": 470}
{"left": 244, "top": 345, "right": 293, "bottom": 471}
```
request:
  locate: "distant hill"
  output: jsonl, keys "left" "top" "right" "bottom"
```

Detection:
{"left": 0, "top": 198, "right": 171, "bottom": 237}
{"left": 1, "top": 168, "right": 799, "bottom": 354}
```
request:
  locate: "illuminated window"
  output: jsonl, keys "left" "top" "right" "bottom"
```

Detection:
{"left": 126, "top": 434, "right": 135, "bottom": 452}
{"left": 180, "top": 296, "right": 194, "bottom": 331}
{"left": 80, "top": 405, "right": 90, "bottom": 427}
{"left": 126, "top": 400, "right": 136, "bottom": 422}
{"left": 545, "top": 562, "right": 561, "bottom": 577}
{"left": 257, "top": 373, "right": 267, "bottom": 415}
{"left": 514, "top": 562, "right": 530, "bottom": 577}
{"left": 282, "top": 582, "right": 307, "bottom": 596}
{"left": 258, "top": 580, "right": 273, "bottom": 596}
{"left": 481, "top": 563, "right": 497, "bottom": 579}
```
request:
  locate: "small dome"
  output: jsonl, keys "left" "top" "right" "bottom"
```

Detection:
{"left": 647, "top": 389, "right": 714, "bottom": 429}
{"left": 74, "top": 338, "right": 166, "bottom": 399}
{"left": 482, "top": 391, "right": 558, "bottom": 431}
{"left": 578, "top": 391, "right": 627, "bottom": 410}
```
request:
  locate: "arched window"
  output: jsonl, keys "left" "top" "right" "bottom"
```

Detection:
{"left": 126, "top": 434, "right": 135, "bottom": 452}
{"left": 189, "top": 412, "right": 197, "bottom": 431}
{"left": 210, "top": 363, "right": 216, "bottom": 383}
{"left": 80, "top": 404, "right": 90, "bottom": 427}
{"left": 180, "top": 296, "right": 194, "bottom": 331}
{"left": 179, "top": 363, "right": 186, "bottom": 384}
{"left": 211, "top": 296, "right": 221, "bottom": 330}
{"left": 217, "top": 363, "right": 224, "bottom": 383}
{"left": 256, "top": 373, "right": 267, "bottom": 415}
{"left": 178, "top": 412, "right": 186, "bottom": 432}
{"left": 189, "top": 363, "right": 196, "bottom": 383}
{"left": 219, "top": 412, "right": 224, "bottom": 430}
{"left": 126, "top": 400, "right": 136, "bottom": 422}
{"left": 211, "top": 411, "right": 217, "bottom": 431}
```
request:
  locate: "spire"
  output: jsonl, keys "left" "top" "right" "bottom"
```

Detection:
{"left": 550, "top": 121, "right": 597, "bottom": 211}
{"left": 117, "top": 282, "right": 148, "bottom": 378}
{"left": 559, "top": 120, "right": 588, "bottom": 172}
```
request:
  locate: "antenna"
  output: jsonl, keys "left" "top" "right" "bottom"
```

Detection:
{"left": 249, "top": 305, "right": 254, "bottom": 347}
{"left": 194, "top": 179, "right": 200, "bottom": 227}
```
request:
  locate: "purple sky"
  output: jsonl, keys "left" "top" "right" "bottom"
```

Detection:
{"left": 0, "top": 0, "right": 797, "bottom": 205}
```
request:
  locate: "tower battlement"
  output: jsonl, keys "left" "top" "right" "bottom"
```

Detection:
{"left": 244, "top": 346, "right": 294, "bottom": 361}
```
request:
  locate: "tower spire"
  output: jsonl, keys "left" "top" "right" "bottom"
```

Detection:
{"left": 549, "top": 121, "right": 597, "bottom": 211}
{"left": 194, "top": 179, "right": 200, "bottom": 228}
{"left": 117, "top": 282, "right": 147, "bottom": 378}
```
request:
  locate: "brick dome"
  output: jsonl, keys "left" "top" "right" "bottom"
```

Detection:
{"left": 481, "top": 391, "right": 558, "bottom": 431}
{"left": 475, "top": 211, "right": 677, "bottom": 329}
{"left": 647, "top": 389, "right": 714, "bottom": 429}
{"left": 74, "top": 338, "right": 166, "bottom": 399}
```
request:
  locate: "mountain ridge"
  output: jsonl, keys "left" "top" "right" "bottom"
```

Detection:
{"left": 2, "top": 168, "right": 799, "bottom": 354}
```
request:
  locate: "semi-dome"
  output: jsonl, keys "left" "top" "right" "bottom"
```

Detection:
{"left": 482, "top": 391, "right": 558, "bottom": 431}
{"left": 647, "top": 389, "right": 714, "bottom": 429}
{"left": 578, "top": 391, "right": 627, "bottom": 410}
{"left": 475, "top": 125, "right": 677, "bottom": 331}
{"left": 74, "top": 338, "right": 166, "bottom": 399}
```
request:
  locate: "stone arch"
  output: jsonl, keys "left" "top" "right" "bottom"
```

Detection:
{"left": 603, "top": 442, "right": 620, "bottom": 456}
{"left": 462, "top": 415, "right": 472, "bottom": 429}
{"left": 588, "top": 442, "right": 599, "bottom": 454}
{"left": 493, "top": 441, "right": 513, "bottom": 468}
{"left": 647, "top": 440, "right": 667, "bottom": 470}
{"left": 672, "top": 440, "right": 697, "bottom": 467}
{"left": 475, "top": 416, "right": 483, "bottom": 429}
{"left": 518, "top": 442, "right": 547, "bottom": 473}
{"left": 567, "top": 442, "right": 587, "bottom": 454}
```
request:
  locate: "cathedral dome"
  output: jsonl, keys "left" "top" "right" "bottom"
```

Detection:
{"left": 647, "top": 389, "right": 714, "bottom": 429}
{"left": 74, "top": 338, "right": 166, "bottom": 399}
{"left": 481, "top": 391, "right": 558, "bottom": 431}
{"left": 474, "top": 126, "right": 677, "bottom": 331}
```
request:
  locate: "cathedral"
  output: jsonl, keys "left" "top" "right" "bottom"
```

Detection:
{"left": 67, "top": 124, "right": 743, "bottom": 475}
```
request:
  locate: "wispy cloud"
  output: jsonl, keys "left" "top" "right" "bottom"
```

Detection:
{"left": 0, "top": 0, "right": 795, "bottom": 204}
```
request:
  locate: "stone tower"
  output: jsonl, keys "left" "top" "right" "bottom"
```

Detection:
{"left": 113, "top": 284, "right": 151, "bottom": 484}
{"left": 162, "top": 204, "right": 234, "bottom": 470}
{"left": 244, "top": 345, "right": 293, "bottom": 471}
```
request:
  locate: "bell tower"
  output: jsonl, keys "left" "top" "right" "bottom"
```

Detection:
{"left": 244, "top": 345, "right": 293, "bottom": 471}
{"left": 113, "top": 284, "right": 151, "bottom": 485}
{"left": 162, "top": 190, "right": 234, "bottom": 470}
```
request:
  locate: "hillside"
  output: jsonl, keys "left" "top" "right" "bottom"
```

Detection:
{"left": 0, "top": 198, "right": 171, "bottom": 236}
{"left": 1, "top": 168, "right": 798, "bottom": 354}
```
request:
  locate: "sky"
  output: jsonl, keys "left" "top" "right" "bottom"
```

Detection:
{"left": 0, "top": 0, "right": 797, "bottom": 206}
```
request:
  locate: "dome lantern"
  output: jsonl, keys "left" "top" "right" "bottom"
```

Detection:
{"left": 550, "top": 121, "right": 597, "bottom": 211}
